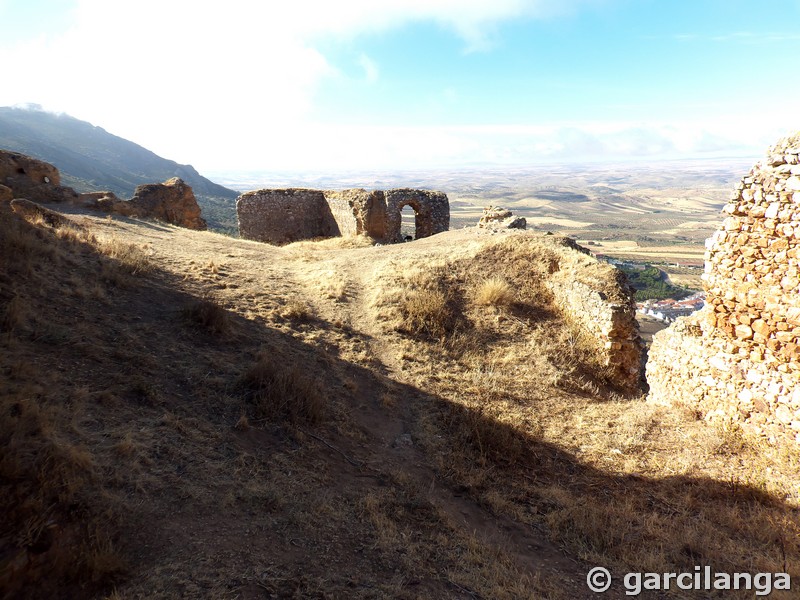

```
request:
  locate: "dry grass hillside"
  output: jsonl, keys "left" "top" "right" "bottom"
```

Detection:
{"left": 1, "top": 202, "right": 799, "bottom": 600}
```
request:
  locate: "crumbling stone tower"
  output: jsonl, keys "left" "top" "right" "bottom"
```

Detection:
{"left": 647, "top": 133, "right": 800, "bottom": 444}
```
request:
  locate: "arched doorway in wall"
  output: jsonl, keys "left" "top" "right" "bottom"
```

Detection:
{"left": 400, "top": 203, "right": 418, "bottom": 240}
{"left": 385, "top": 191, "right": 435, "bottom": 242}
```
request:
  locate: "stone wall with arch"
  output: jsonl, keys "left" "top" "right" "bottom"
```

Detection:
{"left": 384, "top": 189, "right": 449, "bottom": 242}
{"left": 237, "top": 187, "right": 450, "bottom": 245}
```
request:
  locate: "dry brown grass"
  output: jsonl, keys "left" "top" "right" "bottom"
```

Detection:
{"left": 400, "top": 288, "right": 454, "bottom": 337}
{"left": 358, "top": 233, "right": 800, "bottom": 598}
{"left": 1, "top": 295, "right": 26, "bottom": 335}
{"left": 4, "top": 202, "right": 799, "bottom": 599}
{"left": 181, "top": 296, "right": 231, "bottom": 336}
{"left": 241, "top": 351, "right": 326, "bottom": 425}
{"left": 97, "top": 237, "right": 153, "bottom": 276}
{"left": 0, "top": 208, "right": 130, "bottom": 599}
{"left": 316, "top": 269, "right": 349, "bottom": 301}
{"left": 285, "top": 234, "right": 375, "bottom": 251}
{"left": 473, "top": 276, "right": 515, "bottom": 307}
{"left": 280, "top": 299, "right": 314, "bottom": 322}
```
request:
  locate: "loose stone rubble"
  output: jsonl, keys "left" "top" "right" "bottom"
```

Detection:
{"left": 478, "top": 205, "right": 527, "bottom": 230}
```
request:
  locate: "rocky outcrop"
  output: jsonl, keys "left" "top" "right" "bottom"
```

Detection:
{"left": 89, "top": 178, "right": 207, "bottom": 230}
{"left": 10, "top": 198, "right": 75, "bottom": 228}
{"left": 647, "top": 133, "right": 800, "bottom": 444}
{"left": 1, "top": 150, "right": 206, "bottom": 230}
{"left": 127, "top": 178, "right": 206, "bottom": 230}
{"left": 478, "top": 205, "right": 527, "bottom": 230}
{"left": 0, "top": 150, "right": 79, "bottom": 203}
{"left": 79, "top": 191, "right": 121, "bottom": 206}
{"left": 237, "top": 188, "right": 450, "bottom": 245}
{"left": 1, "top": 150, "right": 60, "bottom": 186}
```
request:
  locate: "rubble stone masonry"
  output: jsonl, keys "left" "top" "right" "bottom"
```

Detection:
{"left": 548, "top": 278, "right": 643, "bottom": 394}
{"left": 236, "top": 188, "right": 449, "bottom": 245}
{"left": 647, "top": 133, "right": 800, "bottom": 444}
{"left": 237, "top": 189, "right": 333, "bottom": 245}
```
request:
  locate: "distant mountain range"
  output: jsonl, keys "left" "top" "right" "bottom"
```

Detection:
{"left": 0, "top": 105, "right": 239, "bottom": 231}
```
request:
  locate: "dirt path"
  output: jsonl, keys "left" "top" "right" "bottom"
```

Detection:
{"left": 284, "top": 239, "right": 601, "bottom": 598}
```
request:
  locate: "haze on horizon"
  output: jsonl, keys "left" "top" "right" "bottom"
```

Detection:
{"left": 1, "top": 0, "right": 799, "bottom": 173}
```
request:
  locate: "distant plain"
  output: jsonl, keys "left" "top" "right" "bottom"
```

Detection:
{"left": 210, "top": 157, "right": 754, "bottom": 286}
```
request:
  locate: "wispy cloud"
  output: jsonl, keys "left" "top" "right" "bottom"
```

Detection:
{"left": 672, "top": 31, "right": 800, "bottom": 43}
{"left": 358, "top": 53, "right": 379, "bottom": 84}
{"left": 224, "top": 121, "right": 779, "bottom": 171}
{"left": 0, "top": 0, "right": 602, "bottom": 165}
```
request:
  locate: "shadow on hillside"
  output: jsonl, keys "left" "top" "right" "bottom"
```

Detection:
{"left": 2, "top": 205, "right": 798, "bottom": 600}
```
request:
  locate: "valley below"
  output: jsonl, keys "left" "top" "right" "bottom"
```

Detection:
{"left": 210, "top": 157, "right": 753, "bottom": 271}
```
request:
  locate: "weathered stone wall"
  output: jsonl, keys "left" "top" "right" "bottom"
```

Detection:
{"left": 237, "top": 189, "right": 335, "bottom": 244}
{"left": 84, "top": 178, "right": 207, "bottom": 230}
{"left": 236, "top": 187, "right": 449, "bottom": 245}
{"left": 647, "top": 133, "right": 800, "bottom": 444}
{"left": 548, "top": 278, "right": 643, "bottom": 393}
{"left": 323, "top": 190, "right": 360, "bottom": 237}
{"left": 0, "top": 150, "right": 60, "bottom": 187}
{"left": 352, "top": 189, "right": 389, "bottom": 240}
{"left": 648, "top": 311, "right": 800, "bottom": 443}
{"left": 704, "top": 134, "right": 800, "bottom": 362}
{"left": 0, "top": 150, "right": 78, "bottom": 204}
{"left": 385, "top": 189, "right": 449, "bottom": 242}
{"left": 0, "top": 150, "right": 208, "bottom": 230}
{"left": 323, "top": 189, "right": 393, "bottom": 239}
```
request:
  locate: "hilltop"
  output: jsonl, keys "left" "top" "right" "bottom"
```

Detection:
{"left": 0, "top": 106, "right": 238, "bottom": 231}
{"left": 1, "top": 194, "right": 798, "bottom": 599}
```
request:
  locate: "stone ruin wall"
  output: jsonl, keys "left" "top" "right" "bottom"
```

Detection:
{"left": 1, "top": 150, "right": 207, "bottom": 230}
{"left": 0, "top": 151, "right": 79, "bottom": 204}
{"left": 236, "top": 189, "right": 333, "bottom": 245}
{"left": 324, "top": 191, "right": 360, "bottom": 238}
{"left": 236, "top": 188, "right": 449, "bottom": 245}
{"left": 0, "top": 151, "right": 61, "bottom": 187}
{"left": 384, "top": 189, "right": 449, "bottom": 241}
{"left": 647, "top": 133, "right": 800, "bottom": 444}
{"left": 549, "top": 279, "right": 643, "bottom": 394}
{"left": 323, "top": 188, "right": 388, "bottom": 239}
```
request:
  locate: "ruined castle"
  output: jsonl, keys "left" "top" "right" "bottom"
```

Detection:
{"left": 0, "top": 150, "right": 207, "bottom": 230}
{"left": 236, "top": 188, "right": 450, "bottom": 244}
{"left": 647, "top": 133, "right": 800, "bottom": 444}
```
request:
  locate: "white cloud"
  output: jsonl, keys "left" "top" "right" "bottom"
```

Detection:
{"left": 0, "top": 0, "right": 791, "bottom": 172}
{"left": 358, "top": 53, "right": 379, "bottom": 84}
{"left": 221, "top": 120, "right": 783, "bottom": 171}
{"left": 1, "top": 0, "right": 577, "bottom": 167}
{"left": 673, "top": 31, "right": 800, "bottom": 44}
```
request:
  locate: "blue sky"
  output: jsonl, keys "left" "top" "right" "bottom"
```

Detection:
{"left": 1, "top": 0, "right": 799, "bottom": 171}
